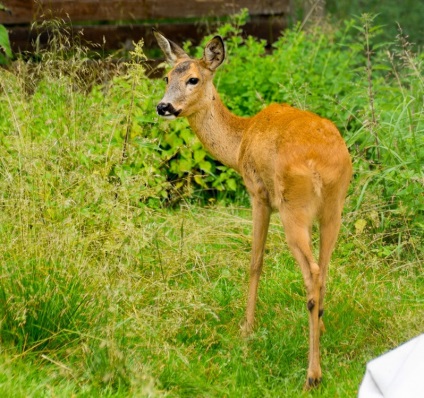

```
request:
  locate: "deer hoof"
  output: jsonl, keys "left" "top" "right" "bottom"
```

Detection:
{"left": 240, "top": 319, "right": 254, "bottom": 338}
{"left": 304, "top": 376, "right": 322, "bottom": 390}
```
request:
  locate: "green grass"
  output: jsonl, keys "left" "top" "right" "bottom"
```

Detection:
{"left": 0, "top": 203, "right": 422, "bottom": 397}
{"left": 0, "top": 15, "right": 423, "bottom": 397}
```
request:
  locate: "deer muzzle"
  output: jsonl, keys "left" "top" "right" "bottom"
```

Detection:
{"left": 156, "top": 102, "right": 181, "bottom": 120}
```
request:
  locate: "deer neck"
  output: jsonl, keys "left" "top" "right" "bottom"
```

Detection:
{"left": 187, "top": 86, "right": 249, "bottom": 172}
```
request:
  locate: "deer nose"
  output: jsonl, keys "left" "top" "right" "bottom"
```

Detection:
{"left": 157, "top": 102, "right": 171, "bottom": 116}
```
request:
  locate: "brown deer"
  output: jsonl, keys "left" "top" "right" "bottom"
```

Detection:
{"left": 153, "top": 30, "right": 352, "bottom": 388}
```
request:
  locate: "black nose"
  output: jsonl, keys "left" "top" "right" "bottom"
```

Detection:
{"left": 157, "top": 102, "right": 171, "bottom": 116}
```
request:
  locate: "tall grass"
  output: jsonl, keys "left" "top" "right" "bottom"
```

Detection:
{"left": 0, "top": 15, "right": 422, "bottom": 396}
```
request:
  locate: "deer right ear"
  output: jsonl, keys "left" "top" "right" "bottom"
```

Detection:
{"left": 153, "top": 28, "right": 189, "bottom": 66}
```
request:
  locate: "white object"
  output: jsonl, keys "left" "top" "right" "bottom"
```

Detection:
{"left": 358, "top": 334, "right": 424, "bottom": 398}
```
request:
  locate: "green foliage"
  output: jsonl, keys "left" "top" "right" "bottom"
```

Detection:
{"left": 0, "top": 24, "right": 12, "bottom": 65}
{"left": 326, "top": 0, "right": 424, "bottom": 47}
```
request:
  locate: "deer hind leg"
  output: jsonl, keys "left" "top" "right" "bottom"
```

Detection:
{"left": 241, "top": 198, "right": 271, "bottom": 337}
{"left": 279, "top": 206, "right": 322, "bottom": 389}
{"left": 317, "top": 204, "right": 343, "bottom": 334}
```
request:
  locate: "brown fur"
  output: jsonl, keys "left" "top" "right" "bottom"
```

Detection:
{"left": 154, "top": 30, "right": 352, "bottom": 389}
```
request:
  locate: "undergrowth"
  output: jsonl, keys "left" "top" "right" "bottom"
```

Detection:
{"left": 0, "top": 12, "right": 422, "bottom": 397}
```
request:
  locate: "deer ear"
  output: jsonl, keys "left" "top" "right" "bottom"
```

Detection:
{"left": 202, "top": 36, "right": 225, "bottom": 71}
{"left": 153, "top": 28, "right": 189, "bottom": 66}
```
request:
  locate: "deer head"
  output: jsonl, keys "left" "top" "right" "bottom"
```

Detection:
{"left": 153, "top": 29, "right": 225, "bottom": 119}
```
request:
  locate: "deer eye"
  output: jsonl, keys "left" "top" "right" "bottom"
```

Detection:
{"left": 163, "top": 77, "right": 169, "bottom": 84}
{"left": 187, "top": 77, "right": 199, "bottom": 85}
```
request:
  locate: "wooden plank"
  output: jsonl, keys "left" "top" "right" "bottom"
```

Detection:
{"left": 2, "top": 0, "right": 289, "bottom": 24}
{"left": 0, "top": 0, "right": 32, "bottom": 24}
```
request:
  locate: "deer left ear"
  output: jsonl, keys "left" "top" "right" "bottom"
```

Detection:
{"left": 202, "top": 36, "right": 225, "bottom": 71}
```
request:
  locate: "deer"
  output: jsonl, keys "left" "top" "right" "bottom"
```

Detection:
{"left": 153, "top": 29, "right": 352, "bottom": 389}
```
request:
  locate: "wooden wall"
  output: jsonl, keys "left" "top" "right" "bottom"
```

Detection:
{"left": 1, "top": 0, "right": 290, "bottom": 52}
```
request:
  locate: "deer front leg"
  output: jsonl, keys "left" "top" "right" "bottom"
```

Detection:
{"left": 241, "top": 199, "right": 271, "bottom": 337}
